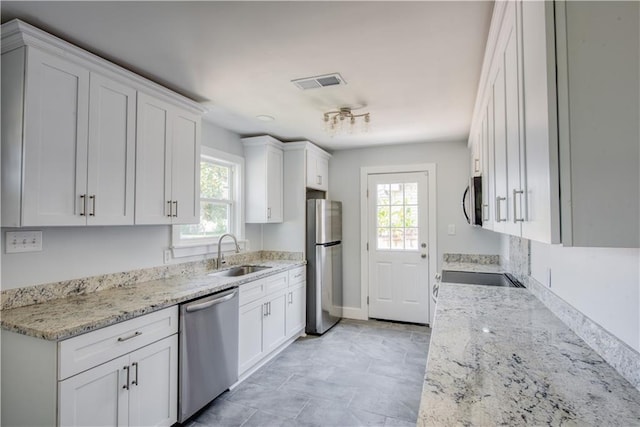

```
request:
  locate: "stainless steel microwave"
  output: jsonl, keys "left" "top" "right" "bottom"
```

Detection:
{"left": 463, "top": 176, "right": 483, "bottom": 226}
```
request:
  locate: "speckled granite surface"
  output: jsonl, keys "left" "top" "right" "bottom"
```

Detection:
{"left": 0, "top": 258, "right": 304, "bottom": 341}
{"left": 442, "top": 261, "right": 504, "bottom": 274}
{"left": 1, "top": 250, "right": 302, "bottom": 310}
{"left": 442, "top": 253, "right": 500, "bottom": 265}
{"left": 418, "top": 283, "right": 640, "bottom": 426}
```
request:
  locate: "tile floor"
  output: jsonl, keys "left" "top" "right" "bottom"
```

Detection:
{"left": 186, "top": 319, "right": 431, "bottom": 427}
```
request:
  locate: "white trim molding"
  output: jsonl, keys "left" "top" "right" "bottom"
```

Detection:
{"left": 355, "top": 163, "right": 438, "bottom": 324}
{"left": 171, "top": 147, "right": 246, "bottom": 259}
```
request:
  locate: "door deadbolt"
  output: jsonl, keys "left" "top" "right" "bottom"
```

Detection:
{"left": 421, "top": 243, "right": 427, "bottom": 248}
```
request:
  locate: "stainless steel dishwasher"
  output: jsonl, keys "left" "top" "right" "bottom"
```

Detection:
{"left": 178, "top": 287, "right": 239, "bottom": 423}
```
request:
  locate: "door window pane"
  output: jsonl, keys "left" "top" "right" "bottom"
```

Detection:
{"left": 375, "top": 181, "right": 419, "bottom": 251}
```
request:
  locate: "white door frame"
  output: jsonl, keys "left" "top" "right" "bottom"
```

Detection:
{"left": 357, "top": 163, "right": 437, "bottom": 324}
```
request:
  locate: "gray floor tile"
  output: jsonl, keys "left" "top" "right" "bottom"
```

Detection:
{"left": 194, "top": 398, "right": 256, "bottom": 427}
{"left": 295, "top": 398, "right": 387, "bottom": 427}
{"left": 225, "top": 382, "right": 310, "bottom": 418}
{"left": 241, "top": 410, "right": 299, "bottom": 427}
{"left": 280, "top": 374, "right": 355, "bottom": 405}
{"left": 384, "top": 416, "right": 418, "bottom": 427}
{"left": 349, "top": 389, "right": 420, "bottom": 422}
{"left": 191, "top": 319, "right": 430, "bottom": 426}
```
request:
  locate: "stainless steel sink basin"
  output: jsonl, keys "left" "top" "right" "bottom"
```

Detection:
{"left": 209, "top": 265, "right": 271, "bottom": 277}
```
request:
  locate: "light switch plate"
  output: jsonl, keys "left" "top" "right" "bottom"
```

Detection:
{"left": 6, "top": 231, "right": 43, "bottom": 253}
{"left": 447, "top": 224, "right": 456, "bottom": 235}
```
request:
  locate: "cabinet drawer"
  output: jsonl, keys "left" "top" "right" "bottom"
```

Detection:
{"left": 288, "top": 266, "right": 306, "bottom": 285}
{"left": 58, "top": 306, "right": 178, "bottom": 380}
{"left": 239, "top": 279, "right": 265, "bottom": 306}
{"left": 264, "top": 272, "right": 288, "bottom": 295}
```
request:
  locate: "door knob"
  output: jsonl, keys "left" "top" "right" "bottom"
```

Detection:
{"left": 421, "top": 253, "right": 427, "bottom": 259}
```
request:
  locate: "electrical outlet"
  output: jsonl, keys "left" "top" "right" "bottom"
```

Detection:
{"left": 6, "top": 231, "right": 42, "bottom": 253}
{"left": 164, "top": 249, "right": 171, "bottom": 264}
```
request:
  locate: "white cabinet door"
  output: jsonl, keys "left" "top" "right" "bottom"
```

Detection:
{"left": 481, "top": 103, "right": 494, "bottom": 230}
{"left": 263, "top": 291, "right": 287, "bottom": 354}
{"left": 244, "top": 137, "right": 284, "bottom": 223}
{"left": 238, "top": 299, "right": 265, "bottom": 375}
{"left": 87, "top": 73, "right": 136, "bottom": 226}
{"left": 171, "top": 110, "right": 200, "bottom": 224}
{"left": 306, "top": 151, "right": 329, "bottom": 191}
{"left": 490, "top": 61, "right": 508, "bottom": 233}
{"left": 128, "top": 335, "right": 178, "bottom": 427}
{"left": 22, "top": 47, "right": 90, "bottom": 226}
{"left": 285, "top": 282, "right": 306, "bottom": 338}
{"left": 503, "top": 2, "right": 524, "bottom": 237}
{"left": 520, "top": 0, "right": 560, "bottom": 244}
{"left": 58, "top": 354, "right": 129, "bottom": 427}
{"left": 135, "top": 92, "right": 172, "bottom": 225}
{"left": 266, "top": 146, "right": 284, "bottom": 222}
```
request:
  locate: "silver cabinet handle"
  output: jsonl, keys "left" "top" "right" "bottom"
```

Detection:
{"left": 131, "top": 362, "right": 138, "bottom": 386}
{"left": 89, "top": 195, "right": 96, "bottom": 216}
{"left": 123, "top": 365, "right": 130, "bottom": 390}
{"left": 474, "top": 159, "right": 480, "bottom": 173}
{"left": 513, "top": 189, "right": 525, "bottom": 223}
{"left": 267, "top": 208, "right": 271, "bottom": 219}
{"left": 80, "top": 194, "right": 86, "bottom": 216}
{"left": 483, "top": 204, "right": 489, "bottom": 221}
{"left": 263, "top": 302, "right": 268, "bottom": 317}
{"left": 268, "top": 301, "right": 272, "bottom": 315}
{"left": 185, "top": 289, "right": 237, "bottom": 313}
{"left": 496, "top": 196, "right": 506, "bottom": 222}
{"left": 167, "top": 200, "right": 173, "bottom": 217}
{"left": 117, "top": 331, "right": 142, "bottom": 342}
{"left": 317, "top": 175, "right": 322, "bottom": 185}
{"left": 173, "top": 201, "right": 178, "bottom": 217}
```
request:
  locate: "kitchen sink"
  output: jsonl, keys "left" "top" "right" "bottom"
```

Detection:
{"left": 209, "top": 265, "right": 272, "bottom": 277}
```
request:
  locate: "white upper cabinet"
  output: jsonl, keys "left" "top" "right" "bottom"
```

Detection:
{"left": 305, "top": 146, "right": 330, "bottom": 191}
{"left": 1, "top": 46, "right": 136, "bottom": 227}
{"left": 470, "top": 0, "right": 638, "bottom": 247}
{"left": 135, "top": 93, "right": 201, "bottom": 225}
{"left": 1, "top": 19, "right": 205, "bottom": 228}
{"left": 243, "top": 136, "right": 284, "bottom": 223}
{"left": 520, "top": 0, "right": 560, "bottom": 244}
{"left": 555, "top": 1, "right": 639, "bottom": 247}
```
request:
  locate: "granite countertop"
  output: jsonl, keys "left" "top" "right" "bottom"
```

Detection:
{"left": 418, "top": 281, "right": 640, "bottom": 425}
{"left": 442, "top": 260, "right": 503, "bottom": 274}
{"left": 0, "top": 260, "right": 304, "bottom": 341}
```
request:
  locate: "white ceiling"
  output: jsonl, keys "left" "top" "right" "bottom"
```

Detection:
{"left": 1, "top": 1, "right": 493, "bottom": 151}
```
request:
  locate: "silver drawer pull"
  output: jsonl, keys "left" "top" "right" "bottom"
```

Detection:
{"left": 123, "top": 365, "right": 130, "bottom": 390}
{"left": 117, "top": 331, "right": 142, "bottom": 342}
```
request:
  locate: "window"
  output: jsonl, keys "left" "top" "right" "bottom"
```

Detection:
{"left": 172, "top": 147, "right": 244, "bottom": 256}
{"left": 376, "top": 182, "right": 419, "bottom": 250}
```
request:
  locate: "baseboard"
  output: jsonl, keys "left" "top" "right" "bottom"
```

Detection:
{"left": 342, "top": 306, "right": 367, "bottom": 320}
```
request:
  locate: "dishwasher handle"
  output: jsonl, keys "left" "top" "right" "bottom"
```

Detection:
{"left": 185, "top": 289, "right": 237, "bottom": 313}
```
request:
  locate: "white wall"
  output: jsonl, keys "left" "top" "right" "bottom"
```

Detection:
{"left": 1, "top": 121, "right": 252, "bottom": 290}
{"left": 329, "top": 140, "right": 501, "bottom": 309}
{"left": 529, "top": 241, "right": 640, "bottom": 353}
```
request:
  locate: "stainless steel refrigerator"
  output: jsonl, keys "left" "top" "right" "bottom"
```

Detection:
{"left": 306, "top": 199, "right": 343, "bottom": 334}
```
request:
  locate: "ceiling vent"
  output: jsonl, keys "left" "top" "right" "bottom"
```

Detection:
{"left": 292, "top": 73, "right": 346, "bottom": 90}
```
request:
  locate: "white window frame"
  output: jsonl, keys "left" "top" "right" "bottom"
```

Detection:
{"left": 171, "top": 147, "right": 246, "bottom": 258}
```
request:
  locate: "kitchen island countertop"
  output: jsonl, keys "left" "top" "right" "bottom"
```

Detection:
{"left": 0, "top": 260, "right": 304, "bottom": 341}
{"left": 418, "top": 280, "right": 640, "bottom": 425}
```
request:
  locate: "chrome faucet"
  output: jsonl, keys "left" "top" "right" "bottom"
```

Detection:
{"left": 217, "top": 233, "right": 240, "bottom": 269}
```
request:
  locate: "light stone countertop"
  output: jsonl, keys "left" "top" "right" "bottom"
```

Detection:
{"left": 442, "top": 260, "right": 503, "bottom": 273}
{"left": 418, "top": 282, "right": 640, "bottom": 426}
{"left": 0, "top": 260, "right": 304, "bottom": 341}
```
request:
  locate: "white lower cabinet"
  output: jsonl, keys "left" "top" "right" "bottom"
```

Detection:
{"left": 59, "top": 325, "right": 178, "bottom": 427}
{"left": 238, "top": 267, "right": 306, "bottom": 377}
{"left": 1, "top": 306, "right": 179, "bottom": 427}
{"left": 286, "top": 282, "right": 306, "bottom": 336}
